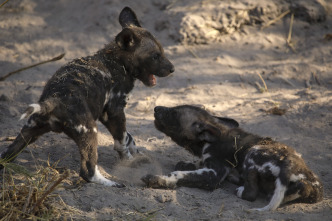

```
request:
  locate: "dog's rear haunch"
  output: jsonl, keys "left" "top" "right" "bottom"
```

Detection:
{"left": 142, "top": 105, "right": 323, "bottom": 211}
{"left": 0, "top": 7, "right": 174, "bottom": 187}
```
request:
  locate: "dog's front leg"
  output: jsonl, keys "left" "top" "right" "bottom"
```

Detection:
{"left": 100, "top": 110, "right": 137, "bottom": 160}
{"left": 142, "top": 166, "right": 230, "bottom": 190}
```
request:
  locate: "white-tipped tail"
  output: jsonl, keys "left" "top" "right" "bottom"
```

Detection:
{"left": 251, "top": 178, "right": 286, "bottom": 211}
{"left": 20, "top": 104, "right": 41, "bottom": 120}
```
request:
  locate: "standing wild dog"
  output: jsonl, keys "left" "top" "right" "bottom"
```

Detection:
{"left": 0, "top": 7, "right": 174, "bottom": 187}
{"left": 142, "top": 105, "right": 323, "bottom": 211}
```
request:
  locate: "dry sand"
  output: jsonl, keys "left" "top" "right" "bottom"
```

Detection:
{"left": 0, "top": 0, "right": 332, "bottom": 220}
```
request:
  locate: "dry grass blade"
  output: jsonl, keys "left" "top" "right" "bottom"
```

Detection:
{"left": 31, "top": 169, "right": 70, "bottom": 213}
{"left": 0, "top": 162, "right": 70, "bottom": 220}
{"left": 0, "top": 0, "right": 10, "bottom": 8}
{"left": 256, "top": 72, "right": 268, "bottom": 92}
{"left": 286, "top": 13, "right": 296, "bottom": 53}
{"left": 184, "top": 45, "right": 200, "bottom": 59}
{"left": 218, "top": 203, "right": 225, "bottom": 217}
{"left": 4, "top": 162, "right": 33, "bottom": 178}
{"left": 261, "top": 10, "right": 290, "bottom": 30}
{"left": 22, "top": 185, "right": 34, "bottom": 214}
{"left": 312, "top": 71, "right": 321, "bottom": 85}
{"left": 0, "top": 53, "right": 65, "bottom": 81}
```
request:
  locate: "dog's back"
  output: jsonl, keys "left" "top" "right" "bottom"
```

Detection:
{"left": 240, "top": 139, "right": 323, "bottom": 211}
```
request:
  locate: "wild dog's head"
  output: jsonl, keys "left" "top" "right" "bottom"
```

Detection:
{"left": 154, "top": 105, "right": 239, "bottom": 155}
{"left": 115, "top": 7, "right": 174, "bottom": 87}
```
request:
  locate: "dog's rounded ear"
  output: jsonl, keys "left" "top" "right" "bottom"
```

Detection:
{"left": 116, "top": 28, "right": 139, "bottom": 51}
{"left": 194, "top": 122, "right": 221, "bottom": 143}
{"left": 119, "top": 7, "right": 141, "bottom": 28}
{"left": 214, "top": 116, "right": 239, "bottom": 129}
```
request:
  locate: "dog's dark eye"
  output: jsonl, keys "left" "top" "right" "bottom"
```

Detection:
{"left": 152, "top": 53, "right": 160, "bottom": 60}
{"left": 192, "top": 122, "right": 201, "bottom": 130}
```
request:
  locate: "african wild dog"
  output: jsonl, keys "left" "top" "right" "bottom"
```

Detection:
{"left": 0, "top": 7, "right": 174, "bottom": 187}
{"left": 141, "top": 105, "right": 323, "bottom": 211}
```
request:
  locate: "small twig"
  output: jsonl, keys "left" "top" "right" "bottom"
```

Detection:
{"left": 279, "top": 76, "right": 295, "bottom": 87}
{"left": 31, "top": 169, "right": 69, "bottom": 213}
{"left": 305, "top": 79, "right": 311, "bottom": 88}
{"left": 218, "top": 203, "right": 224, "bottom": 217}
{"left": 0, "top": 53, "right": 65, "bottom": 81}
{"left": 22, "top": 186, "right": 34, "bottom": 214}
{"left": 312, "top": 71, "right": 321, "bottom": 85}
{"left": 225, "top": 137, "right": 243, "bottom": 168}
{"left": 184, "top": 46, "right": 199, "bottom": 59}
{"left": 166, "top": 0, "right": 178, "bottom": 10}
{"left": 286, "top": 13, "right": 296, "bottom": 53}
{"left": 0, "top": 0, "right": 10, "bottom": 8}
{"left": 261, "top": 10, "right": 291, "bottom": 30}
{"left": 145, "top": 207, "right": 164, "bottom": 215}
{"left": 256, "top": 72, "right": 268, "bottom": 92}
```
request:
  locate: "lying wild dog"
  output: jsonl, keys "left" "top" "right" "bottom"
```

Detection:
{"left": 142, "top": 105, "right": 323, "bottom": 211}
{"left": 0, "top": 7, "right": 174, "bottom": 187}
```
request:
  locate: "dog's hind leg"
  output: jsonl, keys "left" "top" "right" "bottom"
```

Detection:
{"left": 251, "top": 178, "right": 287, "bottom": 211}
{"left": 64, "top": 121, "right": 125, "bottom": 187}
{"left": 0, "top": 120, "right": 51, "bottom": 168}
{"left": 236, "top": 168, "right": 259, "bottom": 202}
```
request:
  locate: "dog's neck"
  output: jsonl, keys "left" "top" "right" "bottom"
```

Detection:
{"left": 219, "top": 128, "right": 264, "bottom": 169}
{"left": 98, "top": 43, "right": 139, "bottom": 79}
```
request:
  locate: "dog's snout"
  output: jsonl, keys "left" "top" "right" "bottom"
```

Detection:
{"left": 169, "top": 65, "right": 175, "bottom": 73}
{"left": 154, "top": 106, "right": 163, "bottom": 113}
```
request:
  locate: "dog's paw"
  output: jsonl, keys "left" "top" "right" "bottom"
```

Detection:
{"left": 117, "top": 150, "right": 134, "bottom": 161}
{"left": 236, "top": 186, "right": 244, "bottom": 198}
{"left": 114, "top": 182, "right": 126, "bottom": 188}
{"left": 175, "top": 161, "right": 197, "bottom": 171}
{"left": 141, "top": 174, "right": 166, "bottom": 188}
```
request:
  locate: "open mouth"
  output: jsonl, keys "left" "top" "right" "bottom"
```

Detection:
{"left": 148, "top": 74, "right": 156, "bottom": 86}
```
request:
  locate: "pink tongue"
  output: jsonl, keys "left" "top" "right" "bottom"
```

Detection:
{"left": 149, "top": 74, "right": 156, "bottom": 86}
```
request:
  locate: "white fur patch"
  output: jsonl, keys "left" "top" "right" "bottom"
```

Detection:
{"left": 104, "top": 91, "right": 111, "bottom": 106}
{"left": 252, "top": 145, "right": 262, "bottom": 150}
{"left": 294, "top": 151, "right": 302, "bottom": 158}
{"left": 202, "top": 143, "right": 211, "bottom": 161}
{"left": 202, "top": 153, "right": 211, "bottom": 161}
{"left": 90, "top": 165, "right": 119, "bottom": 186}
{"left": 252, "top": 178, "right": 286, "bottom": 211}
{"left": 93, "top": 127, "right": 98, "bottom": 133}
{"left": 312, "top": 181, "right": 320, "bottom": 186}
{"left": 20, "top": 103, "right": 41, "bottom": 120}
{"left": 290, "top": 173, "right": 306, "bottom": 182}
{"left": 255, "top": 162, "right": 280, "bottom": 177}
{"left": 29, "top": 103, "right": 41, "bottom": 112}
{"left": 236, "top": 186, "right": 244, "bottom": 198}
{"left": 75, "top": 125, "right": 89, "bottom": 133}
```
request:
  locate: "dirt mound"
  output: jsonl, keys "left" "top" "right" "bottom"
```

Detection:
{"left": 158, "top": 0, "right": 327, "bottom": 44}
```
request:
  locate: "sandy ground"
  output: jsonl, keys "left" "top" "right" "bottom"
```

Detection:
{"left": 1, "top": 0, "right": 332, "bottom": 220}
